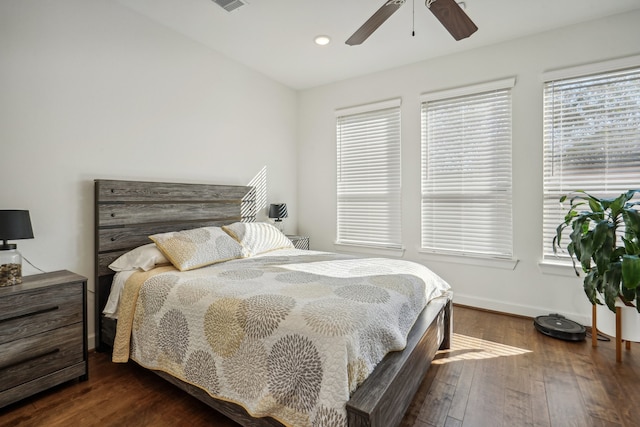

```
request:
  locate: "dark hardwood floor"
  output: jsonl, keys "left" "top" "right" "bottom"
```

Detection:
{"left": 1, "top": 305, "right": 638, "bottom": 427}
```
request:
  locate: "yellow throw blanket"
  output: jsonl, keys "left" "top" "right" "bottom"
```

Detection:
{"left": 112, "top": 265, "right": 177, "bottom": 363}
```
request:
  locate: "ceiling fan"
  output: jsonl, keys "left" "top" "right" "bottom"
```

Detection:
{"left": 346, "top": 0, "right": 478, "bottom": 45}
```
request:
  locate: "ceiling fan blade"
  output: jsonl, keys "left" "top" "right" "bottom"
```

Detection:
{"left": 346, "top": 0, "right": 406, "bottom": 46}
{"left": 427, "top": 0, "right": 477, "bottom": 41}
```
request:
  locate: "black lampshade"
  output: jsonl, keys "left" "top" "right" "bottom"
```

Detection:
{"left": 268, "top": 203, "right": 288, "bottom": 221}
{"left": 0, "top": 210, "right": 34, "bottom": 248}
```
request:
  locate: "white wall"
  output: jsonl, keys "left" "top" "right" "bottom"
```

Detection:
{"left": 0, "top": 0, "right": 298, "bottom": 348}
{"left": 297, "top": 10, "right": 640, "bottom": 325}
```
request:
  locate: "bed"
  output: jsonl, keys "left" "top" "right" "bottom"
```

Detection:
{"left": 94, "top": 179, "right": 452, "bottom": 427}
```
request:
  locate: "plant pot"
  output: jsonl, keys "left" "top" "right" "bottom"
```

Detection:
{"left": 595, "top": 301, "right": 640, "bottom": 343}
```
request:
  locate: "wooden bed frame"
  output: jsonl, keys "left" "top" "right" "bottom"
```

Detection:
{"left": 94, "top": 179, "right": 452, "bottom": 427}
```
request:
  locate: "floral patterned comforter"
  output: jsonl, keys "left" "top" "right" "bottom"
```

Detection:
{"left": 112, "top": 249, "right": 451, "bottom": 427}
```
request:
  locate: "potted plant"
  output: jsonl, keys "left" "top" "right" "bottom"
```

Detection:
{"left": 553, "top": 190, "right": 640, "bottom": 347}
{"left": 554, "top": 189, "right": 640, "bottom": 312}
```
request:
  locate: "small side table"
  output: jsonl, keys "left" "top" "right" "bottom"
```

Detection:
{"left": 287, "top": 235, "right": 309, "bottom": 250}
{"left": 0, "top": 270, "right": 88, "bottom": 408}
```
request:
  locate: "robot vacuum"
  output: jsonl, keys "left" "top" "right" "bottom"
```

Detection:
{"left": 534, "top": 313, "right": 586, "bottom": 341}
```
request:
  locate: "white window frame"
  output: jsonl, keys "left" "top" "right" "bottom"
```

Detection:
{"left": 335, "top": 98, "right": 403, "bottom": 255}
{"left": 419, "top": 78, "right": 517, "bottom": 269}
{"left": 540, "top": 55, "right": 640, "bottom": 274}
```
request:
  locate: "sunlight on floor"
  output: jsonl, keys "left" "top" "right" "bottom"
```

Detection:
{"left": 432, "top": 333, "right": 532, "bottom": 364}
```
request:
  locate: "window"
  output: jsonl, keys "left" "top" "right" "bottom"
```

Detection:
{"left": 542, "top": 56, "right": 640, "bottom": 262}
{"left": 336, "top": 99, "right": 402, "bottom": 249}
{"left": 421, "top": 78, "right": 515, "bottom": 260}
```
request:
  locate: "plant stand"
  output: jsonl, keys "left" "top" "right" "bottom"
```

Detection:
{"left": 592, "top": 304, "right": 639, "bottom": 362}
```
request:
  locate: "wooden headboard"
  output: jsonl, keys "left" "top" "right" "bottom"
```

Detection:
{"left": 94, "top": 179, "right": 256, "bottom": 351}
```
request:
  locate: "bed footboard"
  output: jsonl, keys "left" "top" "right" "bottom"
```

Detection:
{"left": 346, "top": 298, "right": 452, "bottom": 427}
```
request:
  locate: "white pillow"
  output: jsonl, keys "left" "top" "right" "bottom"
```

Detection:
{"left": 150, "top": 226, "right": 244, "bottom": 271}
{"left": 108, "top": 243, "right": 169, "bottom": 272}
{"left": 222, "top": 222, "right": 293, "bottom": 257}
{"left": 103, "top": 270, "right": 135, "bottom": 319}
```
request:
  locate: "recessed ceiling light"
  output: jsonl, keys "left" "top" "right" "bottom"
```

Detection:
{"left": 314, "top": 35, "right": 331, "bottom": 46}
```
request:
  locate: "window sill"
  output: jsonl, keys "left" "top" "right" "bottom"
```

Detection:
{"left": 333, "top": 242, "right": 405, "bottom": 258}
{"left": 418, "top": 250, "right": 519, "bottom": 270}
{"left": 538, "top": 260, "right": 581, "bottom": 277}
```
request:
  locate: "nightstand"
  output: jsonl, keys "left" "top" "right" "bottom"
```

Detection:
{"left": 287, "top": 235, "right": 310, "bottom": 250}
{"left": 0, "top": 270, "right": 88, "bottom": 408}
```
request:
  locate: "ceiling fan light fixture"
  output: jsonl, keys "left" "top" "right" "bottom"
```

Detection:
{"left": 314, "top": 35, "right": 331, "bottom": 46}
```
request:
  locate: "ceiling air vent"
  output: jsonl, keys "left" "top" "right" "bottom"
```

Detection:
{"left": 212, "top": 0, "right": 246, "bottom": 12}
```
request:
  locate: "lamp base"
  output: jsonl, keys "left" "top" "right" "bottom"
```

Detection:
{"left": 273, "top": 220, "right": 284, "bottom": 233}
{"left": 0, "top": 247, "right": 23, "bottom": 287}
{"left": 0, "top": 263, "right": 22, "bottom": 287}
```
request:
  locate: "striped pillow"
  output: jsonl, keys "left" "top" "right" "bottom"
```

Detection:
{"left": 222, "top": 222, "right": 293, "bottom": 257}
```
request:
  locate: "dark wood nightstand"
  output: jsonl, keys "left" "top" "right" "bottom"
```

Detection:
{"left": 0, "top": 270, "right": 88, "bottom": 408}
{"left": 287, "top": 235, "right": 309, "bottom": 250}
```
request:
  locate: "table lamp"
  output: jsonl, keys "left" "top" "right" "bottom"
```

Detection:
{"left": 268, "top": 203, "right": 288, "bottom": 233}
{"left": 0, "top": 210, "right": 34, "bottom": 286}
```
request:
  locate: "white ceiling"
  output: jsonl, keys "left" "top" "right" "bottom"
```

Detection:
{"left": 115, "top": 0, "right": 640, "bottom": 90}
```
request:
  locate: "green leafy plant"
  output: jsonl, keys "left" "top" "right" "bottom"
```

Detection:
{"left": 553, "top": 190, "right": 640, "bottom": 313}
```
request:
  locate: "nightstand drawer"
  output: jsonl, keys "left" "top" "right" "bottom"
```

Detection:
{"left": 0, "top": 322, "right": 84, "bottom": 392}
{"left": 0, "top": 282, "right": 83, "bottom": 345}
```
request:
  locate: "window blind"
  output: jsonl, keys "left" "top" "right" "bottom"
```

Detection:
{"left": 336, "top": 100, "right": 402, "bottom": 249}
{"left": 542, "top": 64, "right": 640, "bottom": 261}
{"left": 421, "top": 79, "right": 514, "bottom": 258}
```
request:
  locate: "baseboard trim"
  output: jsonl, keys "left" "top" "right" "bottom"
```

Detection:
{"left": 453, "top": 303, "right": 533, "bottom": 320}
{"left": 452, "top": 294, "right": 590, "bottom": 328}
